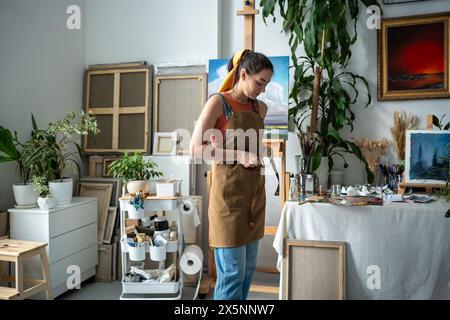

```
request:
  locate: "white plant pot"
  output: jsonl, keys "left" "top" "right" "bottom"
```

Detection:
{"left": 127, "top": 203, "right": 145, "bottom": 219}
{"left": 150, "top": 245, "right": 166, "bottom": 262}
{"left": 314, "top": 157, "right": 329, "bottom": 191}
{"left": 49, "top": 178, "right": 73, "bottom": 205}
{"left": 12, "top": 183, "right": 39, "bottom": 206}
{"left": 128, "top": 245, "right": 146, "bottom": 261}
{"left": 126, "top": 180, "right": 150, "bottom": 194}
{"left": 37, "top": 196, "right": 57, "bottom": 210}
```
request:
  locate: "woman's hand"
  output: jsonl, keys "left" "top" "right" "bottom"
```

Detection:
{"left": 236, "top": 150, "right": 260, "bottom": 168}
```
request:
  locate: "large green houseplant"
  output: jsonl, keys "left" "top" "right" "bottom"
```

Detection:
{"left": 260, "top": 0, "right": 379, "bottom": 183}
{"left": 22, "top": 111, "right": 99, "bottom": 204}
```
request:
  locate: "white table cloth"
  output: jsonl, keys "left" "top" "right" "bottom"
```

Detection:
{"left": 273, "top": 200, "right": 450, "bottom": 299}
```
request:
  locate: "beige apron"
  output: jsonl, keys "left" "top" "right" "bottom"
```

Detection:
{"left": 208, "top": 94, "right": 266, "bottom": 248}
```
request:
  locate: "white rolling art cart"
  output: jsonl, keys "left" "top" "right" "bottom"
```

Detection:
{"left": 119, "top": 195, "right": 184, "bottom": 300}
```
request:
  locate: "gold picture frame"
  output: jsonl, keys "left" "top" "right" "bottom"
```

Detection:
{"left": 378, "top": 12, "right": 450, "bottom": 100}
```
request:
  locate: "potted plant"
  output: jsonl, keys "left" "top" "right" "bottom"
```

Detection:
{"left": 260, "top": 0, "right": 379, "bottom": 185}
{"left": 0, "top": 119, "right": 39, "bottom": 207}
{"left": 32, "top": 175, "right": 56, "bottom": 210}
{"left": 107, "top": 152, "right": 163, "bottom": 194}
{"left": 22, "top": 111, "right": 99, "bottom": 204}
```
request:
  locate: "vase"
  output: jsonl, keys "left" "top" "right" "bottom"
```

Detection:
{"left": 126, "top": 180, "right": 150, "bottom": 194}
{"left": 12, "top": 183, "right": 39, "bottom": 207}
{"left": 37, "top": 196, "right": 57, "bottom": 210}
{"left": 49, "top": 178, "right": 73, "bottom": 205}
{"left": 127, "top": 203, "right": 145, "bottom": 219}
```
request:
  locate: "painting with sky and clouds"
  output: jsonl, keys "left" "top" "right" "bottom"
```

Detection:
{"left": 208, "top": 56, "right": 289, "bottom": 139}
{"left": 405, "top": 130, "right": 450, "bottom": 183}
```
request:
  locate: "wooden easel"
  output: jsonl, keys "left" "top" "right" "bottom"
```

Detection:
{"left": 398, "top": 114, "right": 447, "bottom": 195}
{"left": 236, "top": 0, "right": 259, "bottom": 50}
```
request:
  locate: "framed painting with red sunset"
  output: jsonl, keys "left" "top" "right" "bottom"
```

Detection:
{"left": 378, "top": 12, "right": 450, "bottom": 100}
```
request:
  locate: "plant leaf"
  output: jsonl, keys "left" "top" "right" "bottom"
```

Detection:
{"left": 432, "top": 115, "right": 440, "bottom": 128}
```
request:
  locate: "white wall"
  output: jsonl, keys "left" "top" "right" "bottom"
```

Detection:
{"left": 0, "top": 0, "right": 86, "bottom": 211}
{"left": 85, "top": 0, "right": 220, "bottom": 65}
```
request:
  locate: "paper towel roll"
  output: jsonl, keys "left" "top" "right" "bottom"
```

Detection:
{"left": 180, "top": 245, "right": 203, "bottom": 275}
{"left": 181, "top": 199, "right": 201, "bottom": 227}
{"left": 181, "top": 199, "right": 194, "bottom": 214}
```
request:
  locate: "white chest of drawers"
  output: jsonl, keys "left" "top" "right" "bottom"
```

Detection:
{"left": 8, "top": 197, "right": 98, "bottom": 298}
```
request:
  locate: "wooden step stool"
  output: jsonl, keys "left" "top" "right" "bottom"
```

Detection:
{"left": 0, "top": 239, "right": 53, "bottom": 300}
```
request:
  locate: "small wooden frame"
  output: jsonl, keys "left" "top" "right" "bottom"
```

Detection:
{"left": 102, "top": 157, "right": 121, "bottom": 177}
{"left": 102, "top": 207, "right": 118, "bottom": 244}
{"left": 284, "top": 239, "right": 346, "bottom": 300}
{"left": 78, "top": 183, "right": 113, "bottom": 242}
{"left": 153, "top": 132, "right": 178, "bottom": 155}
{"left": 89, "top": 155, "right": 104, "bottom": 177}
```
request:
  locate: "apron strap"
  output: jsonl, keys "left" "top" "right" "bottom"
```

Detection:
{"left": 251, "top": 99, "right": 259, "bottom": 114}
{"left": 209, "top": 93, "right": 234, "bottom": 120}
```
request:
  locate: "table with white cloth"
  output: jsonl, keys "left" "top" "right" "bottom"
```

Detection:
{"left": 273, "top": 200, "right": 450, "bottom": 299}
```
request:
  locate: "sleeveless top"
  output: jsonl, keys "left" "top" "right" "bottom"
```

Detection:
{"left": 214, "top": 92, "right": 259, "bottom": 137}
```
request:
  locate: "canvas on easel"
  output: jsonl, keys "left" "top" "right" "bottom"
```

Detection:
{"left": 399, "top": 128, "right": 449, "bottom": 195}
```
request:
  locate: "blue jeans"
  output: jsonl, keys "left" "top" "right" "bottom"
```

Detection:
{"left": 214, "top": 240, "right": 259, "bottom": 300}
